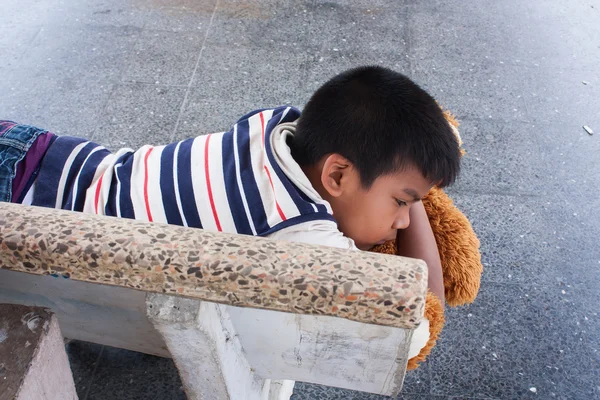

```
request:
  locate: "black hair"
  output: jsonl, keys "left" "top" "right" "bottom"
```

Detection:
{"left": 292, "top": 66, "right": 460, "bottom": 188}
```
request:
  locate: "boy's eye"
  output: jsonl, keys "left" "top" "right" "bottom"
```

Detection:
{"left": 395, "top": 199, "right": 408, "bottom": 207}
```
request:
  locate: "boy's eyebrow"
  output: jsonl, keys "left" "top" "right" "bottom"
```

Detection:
{"left": 403, "top": 188, "right": 422, "bottom": 202}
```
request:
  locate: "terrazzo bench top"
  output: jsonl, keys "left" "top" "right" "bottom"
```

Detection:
{"left": 0, "top": 202, "right": 427, "bottom": 329}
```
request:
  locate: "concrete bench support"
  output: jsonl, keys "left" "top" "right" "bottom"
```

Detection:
{"left": 146, "top": 294, "right": 267, "bottom": 400}
{"left": 146, "top": 293, "right": 412, "bottom": 399}
{"left": 0, "top": 304, "right": 77, "bottom": 400}
{"left": 146, "top": 294, "right": 296, "bottom": 400}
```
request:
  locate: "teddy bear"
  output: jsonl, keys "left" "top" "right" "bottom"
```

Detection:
{"left": 370, "top": 110, "right": 483, "bottom": 370}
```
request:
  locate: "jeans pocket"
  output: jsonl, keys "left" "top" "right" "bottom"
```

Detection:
{"left": 0, "top": 122, "right": 49, "bottom": 202}
{"left": 0, "top": 146, "right": 23, "bottom": 202}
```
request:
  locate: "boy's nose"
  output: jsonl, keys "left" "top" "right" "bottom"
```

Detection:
{"left": 393, "top": 213, "right": 410, "bottom": 230}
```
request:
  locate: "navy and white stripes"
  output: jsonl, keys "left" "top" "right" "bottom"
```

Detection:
{"left": 30, "top": 106, "right": 335, "bottom": 237}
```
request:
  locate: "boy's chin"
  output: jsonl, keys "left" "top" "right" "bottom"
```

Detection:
{"left": 355, "top": 239, "right": 391, "bottom": 251}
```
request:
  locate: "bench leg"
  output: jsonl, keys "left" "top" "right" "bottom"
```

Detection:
{"left": 1, "top": 304, "right": 78, "bottom": 400}
{"left": 264, "top": 380, "right": 295, "bottom": 400}
{"left": 146, "top": 294, "right": 292, "bottom": 400}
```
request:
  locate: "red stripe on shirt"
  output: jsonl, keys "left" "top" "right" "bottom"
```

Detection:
{"left": 259, "top": 111, "right": 287, "bottom": 221}
{"left": 143, "top": 148, "right": 154, "bottom": 222}
{"left": 263, "top": 165, "right": 287, "bottom": 221}
{"left": 204, "top": 135, "right": 222, "bottom": 231}
{"left": 94, "top": 174, "right": 104, "bottom": 214}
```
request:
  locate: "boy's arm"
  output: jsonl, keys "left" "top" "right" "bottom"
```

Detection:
{"left": 396, "top": 201, "right": 445, "bottom": 308}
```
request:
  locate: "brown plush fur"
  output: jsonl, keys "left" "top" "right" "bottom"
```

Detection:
{"left": 369, "top": 109, "right": 483, "bottom": 368}
{"left": 422, "top": 187, "right": 482, "bottom": 306}
{"left": 406, "top": 291, "right": 445, "bottom": 370}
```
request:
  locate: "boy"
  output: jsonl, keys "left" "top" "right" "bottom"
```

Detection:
{"left": 0, "top": 66, "right": 460, "bottom": 306}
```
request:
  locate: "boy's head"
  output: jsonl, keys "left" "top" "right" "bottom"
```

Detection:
{"left": 292, "top": 66, "right": 461, "bottom": 250}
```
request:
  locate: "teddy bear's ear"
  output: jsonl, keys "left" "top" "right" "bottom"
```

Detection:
{"left": 442, "top": 109, "right": 459, "bottom": 129}
{"left": 441, "top": 108, "right": 465, "bottom": 156}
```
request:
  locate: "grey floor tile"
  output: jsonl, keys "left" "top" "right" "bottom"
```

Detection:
{"left": 135, "top": 0, "right": 217, "bottom": 12}
{"left": 518, "top": 65, "right": 600, "bottom": 128}
{"left": 93, "top": 83, "right": 186, "bottom": 149}
{"left": 143, "top": 6, "right": 217, "bottom": 32}
{"left": 409, "top": 65, "right": 529, "bottom": 123}
{"left": 172, "top": 93, "right": 306, "bottom": 142}
{"left": 56, "top": 0, "right": 215, "bottom": 30}
{"left": 401, "top": 362, "right": 431, "bottom": 396}
{"left": 452, "top": 190, "right": 599, "bottom": 292}
{"left": 0, "top": 21, "right": 42, "bottom": 66}
{"left": 406, "top": 1, "right": 600, "bottom": 127}
{"left": 406, "top": 0, "right": 600, "bottom": 71}
{"left": 301, "top": 1, "right": 411, "bottom": 95}
{"left": 309, "top": 2, "right": 409, "bottom": 55}
{"left": 407, "top": 6, "right": 513, "bottom": 69}
{"left": 17, "top": 24, "right": 140, "bottom": 84}
{"left": 509, "top": 2, "right": 600, "bottom": 70}
{"left": 64, "top": 6, "right": 150, "bottom": 30}
{"left": 530, "top": 118, "right": 600, "bottom": 214}
{"left": 97, "top": 344, "right": 179, "bottom": 374}
{"left": 86, "top": 345, "right": 186, "bottom": 400}
{"left": 429, "top": 282, "right": 599, "bottom": 399}
{"left": 447, "top": 119, "right": 549, "bottom": 196}
{"left": 290, "top": 363, "right": 434, "bottom": 400}
{"left": 0, "top": 80, "right": 114, "bottom": 138}
{"left": 291, "top": 382, "right": 389, "bottom": 400}
{"left": 446, "top": 193, "right": 564, "bottom": 286}
{"left": 532, "top": 118, "right": 599, "bottom": 160}
{"left": 303, "top": 49, "right": 412, "bottom": 95}
{"left": 172, "top": 95, "right": 279, "bottom": 141}
{"left": 1, "top": 0, "right": 149, "bottom": 29}
{"left": 291, "top": 381, "right": 451, "bottom": 400}
{"left": 207, "top": 0, "right": 317, "bottom": 47}
{"left": 65, "top": 340, "right": 104, "bottom": 399}
{"left": 121, "top": 29, "right": 207, "bottom": 86}
{"left": 523, "top": 195, "right": 600, "bottom": 293}
{"left": 190, "top": 41, "right": 312, "bottom": 104}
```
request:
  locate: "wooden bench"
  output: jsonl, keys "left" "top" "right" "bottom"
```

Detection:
{"left": 0, "top": 202, "right": 428, "bottom": 399}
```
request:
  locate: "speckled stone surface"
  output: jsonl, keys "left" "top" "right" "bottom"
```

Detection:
{"left": 0, "top": 202, "right": 427, "bottom": 329}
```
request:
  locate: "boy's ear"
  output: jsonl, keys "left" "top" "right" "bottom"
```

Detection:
{"left": 320, "top": 153, "right": 354, "bottom": 197}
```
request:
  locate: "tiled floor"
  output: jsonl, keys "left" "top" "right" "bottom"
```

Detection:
{"left": 1, "top": 0, "right": 599, "bottom": 398}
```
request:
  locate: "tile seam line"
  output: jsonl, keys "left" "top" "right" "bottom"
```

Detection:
{"left": 169, "top": 0, "right": 220, "bottom": 142}
{"left": 82, "top": 345, "right": 105, "bottom": 400}
{"left": 119, "top": 80, "right": 190, "bottom": 88}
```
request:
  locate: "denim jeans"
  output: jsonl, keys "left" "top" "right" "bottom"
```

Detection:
{"left": 0, "top": 121, "right": 48, "bottom": 202}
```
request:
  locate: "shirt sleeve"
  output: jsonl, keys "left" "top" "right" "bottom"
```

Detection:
{"left": 265, "top": 220, "right": 359, "bottom": 250}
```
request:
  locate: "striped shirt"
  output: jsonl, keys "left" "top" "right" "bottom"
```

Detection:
{"left": 29, "top": 106, "right": 336, "bottom": 237}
